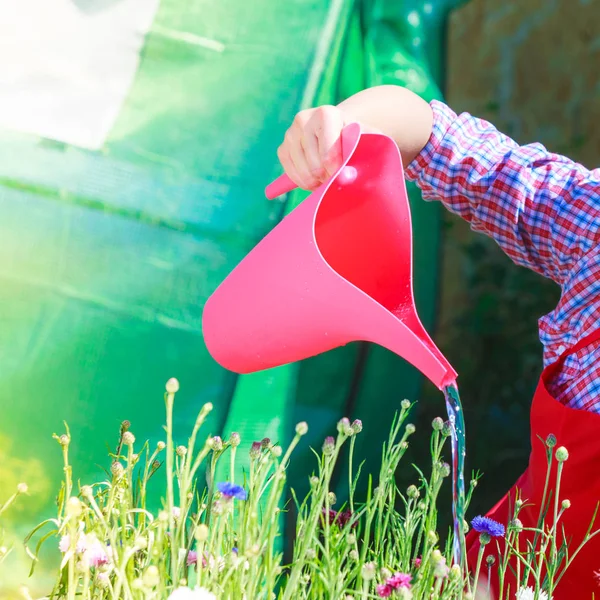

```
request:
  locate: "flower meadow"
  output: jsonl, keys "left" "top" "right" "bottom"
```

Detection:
{"left": 0, "top": 379, "right": 597, "bottom": 599}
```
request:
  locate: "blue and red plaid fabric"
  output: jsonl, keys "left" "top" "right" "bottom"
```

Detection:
{"left": 406, "top": 100, "right": 600, "bottom": 412}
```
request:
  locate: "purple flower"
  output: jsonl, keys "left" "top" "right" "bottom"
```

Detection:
{"left": 216, "top": 482, "right": 247, "bottom": 501}
{"left": 320, "top": 508, "right": 358, "bottom": 529}
{"left": 376, "top": 584, "right": 392, "bottom": 597}
{"left": 388, "top": 572, "right": 411, "bottom": 589}
{"left": 187, "top": 550, "right": 198, "bottom": 566}
{"left": 471, "top": 515, "right": 505, "bottom": 538}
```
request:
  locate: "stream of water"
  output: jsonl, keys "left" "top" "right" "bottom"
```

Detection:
{"left": 443, "top": 382, "right": 466, "bottom": 565}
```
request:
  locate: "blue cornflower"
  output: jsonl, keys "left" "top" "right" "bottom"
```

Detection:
{"left": 471, "top": 515, "right": 505, "bottom": 538}
{"left": 217, "top": 481, "right": 247, "bottom": 501}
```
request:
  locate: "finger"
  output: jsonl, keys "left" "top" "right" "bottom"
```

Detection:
{"left": 277, "top": 143, "right": 305, "bottom": 192}
{"left": 300, "top": 132, "right": 326, "bottom": 182}
{"left": 287, "top": 130, "right": 320, "bottom": 190}
{"left": 315, "top": 107, "right": 345, "bottom": 176}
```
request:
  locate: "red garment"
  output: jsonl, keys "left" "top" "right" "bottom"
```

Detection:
{"left": 466, "top": 329, "right": 600, "bottom": 599}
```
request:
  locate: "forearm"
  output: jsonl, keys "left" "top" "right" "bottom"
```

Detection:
{"left": 337, "top": 85, "right": 433, "bottom": 167}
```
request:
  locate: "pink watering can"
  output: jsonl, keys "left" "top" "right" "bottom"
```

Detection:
{"left": 202, "top": 123, "right": 457, "bottom": 390}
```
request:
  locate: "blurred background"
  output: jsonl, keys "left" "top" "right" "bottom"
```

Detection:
{"left": 0, "top": 0, "right": 598, "bottom": 596}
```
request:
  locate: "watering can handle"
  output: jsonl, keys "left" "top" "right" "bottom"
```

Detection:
{"left": 265, "top": 173, "right": 297, "bottom": 200}
{"left": 265, "top": 122, "right": 363, "bottom": 200}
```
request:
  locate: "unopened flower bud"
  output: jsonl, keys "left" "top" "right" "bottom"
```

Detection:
{"left": 176, "top": 445, "right": 187, "bottom": 457}
{"left": 327, "top": 492, "right": 337, "bottom": 505}
{"left": 143, "top": 565, "right": 160, "bottom": 588}
{"left": 66, "top": 497, "right": 83, "bottom": 517}
{"left": 17, "top": 483, "right": 28, "bottom": 494}
{"left": 405, "top": 423, "right": 416, "bottom": 435}
{"left": 450, "top": 564, "right": 462, "bottom": 579}
{"left": 322, "top": 436, "right": 335, "bottom": 455}
{"left": 351, "top": 419, "right": 363, "bottom": 434}
{"left": 80, "top": 485, "right": 93, "bottom": 499}
{"left": 380, "top": 567, "right": 392, "bottom": 580}
{"left": 122, "top": 431, "right": 135, "bottom": 446}
{"left": 309, "top": 476, "right": 319, "bottom": 488}
{"left": 562, "top": 499, "right": 571, "bottom": 510}
{"left": 432, "top": 417, "right": 444, "bottom": 431}
{"left": 195, "top": 524, "right": 209, "bottom": 542}
{"left": 210, "top": 436, "right": 223, "bottom": 452}
{"left": 59, "top": 434, "right": 70, "bottom": 447}
{"left": 295, "top": 422, "right": 308, "bottom": 436}
{"left": 433, "top": 555, "right": 449, "bottom": 578}
{"left": 440, "top": 462, "right": 451, "bottom": 478}
{"left": 401, "top": 399, "right": 411, "bottom": 410}
{"left": 165, "top": 378, "right": 179, "bottom": 394}
{"left": 96, "top": 572, "right": 110, "bottom": 588}
{"left": 346, "top": 533, "right": 356, "bottom": 545}
{"left": 157, "top": 441, "right": 166, "bottom": 451}
{"left": 510, "top": 518, "right": 523, "bottom": 533}
{"left": 131, "top": 579, "right": 143, "bottom": 590}
{"left": 121, "top": 420, "right": 131, "bottom": 431}
{"left": 515, "top": 499, "right": 523, "bottom": 509}
{"left": 442, "top": 422, "right": 452, "bottom": 437}
{"left": 349, "top": 549, "right": 359, "bottom": 560}
{"left": 249, "top": 442, "right": 261, "bottom": 459}
{"left": 361, "top": 562, "right": 377, "bottom": 580}
{"left": 428, "top": 531, "right": 439, "bottom": 544}
{"left": 399, "top": 441, "right": 409, "bottom": 450}
{"left": 260, "top": 438, "right": 271, "bottom": 449}
{"left": 229, "top": 432, "right": 241, "bottom": 447}
{"left": 158, "top": 510, "right": 168, "bottom": 523}
{"left": 111, "top": 462, "right": 124, "bottom": 477}
{"left": 486, "top": 555, "right": 496, "bottom": 566}
{"left": 337, "top": 417, "right": 351, "bottom": 434}
{"left": 407, "top": 485, "right": 420, "bottom": 500}
{"left": 305, "top": 548, "right": 316, "bottom": 560}
{"left": 271, "top": 445, "right": 282, "bottom": 458}
{"left": 134, "top": 536, "right": 148, "bottom": 550}
{"left": 546, "top": 434, "right": 557, "bottom": 448}
{"left": 556, "top": 446, "right": 569, "bottom": 462}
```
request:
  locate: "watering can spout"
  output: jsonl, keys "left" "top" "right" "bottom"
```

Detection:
{"left": 202, "top": 123, "right": 457, "bottom": 390}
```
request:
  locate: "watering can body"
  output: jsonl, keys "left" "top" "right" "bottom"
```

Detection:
{"left": 202, "top": 124, "right": 456, "bottom": 390}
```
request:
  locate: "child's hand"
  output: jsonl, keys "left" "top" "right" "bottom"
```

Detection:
{"left": 277, "top": 105, "right": 346, "bottom": 191}
{"left": 277, "top": 87, "right": 433, "bottom": 192}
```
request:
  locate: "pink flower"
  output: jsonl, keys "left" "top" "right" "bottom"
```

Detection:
{"left": 58, "top": 535, "right": 70, "bottom": 553}
{"left": 84, "top": 537, "right": 109, "bottom": 568}
{"left": 388, "top": 572, "right": 411, "bottom": 589}
{"left": 376, "top": 584, "right": 393, "bottom": 597}
{"left": 412, "top": 557, "right": 422, "bottom": 569}
{"left": 187, "top": 550, "right": 198, "bottom": 567}
{"left": 58, "top": 534, "right": 87, "bottom": 554}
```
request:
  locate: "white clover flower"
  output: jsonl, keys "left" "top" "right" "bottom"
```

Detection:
{"left": 516, "top": 586, "right": 549, "bottom": 600}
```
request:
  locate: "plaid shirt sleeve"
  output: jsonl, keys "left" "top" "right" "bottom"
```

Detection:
{"left": 405, "top": 100, "right": 600, "bottom": 285}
